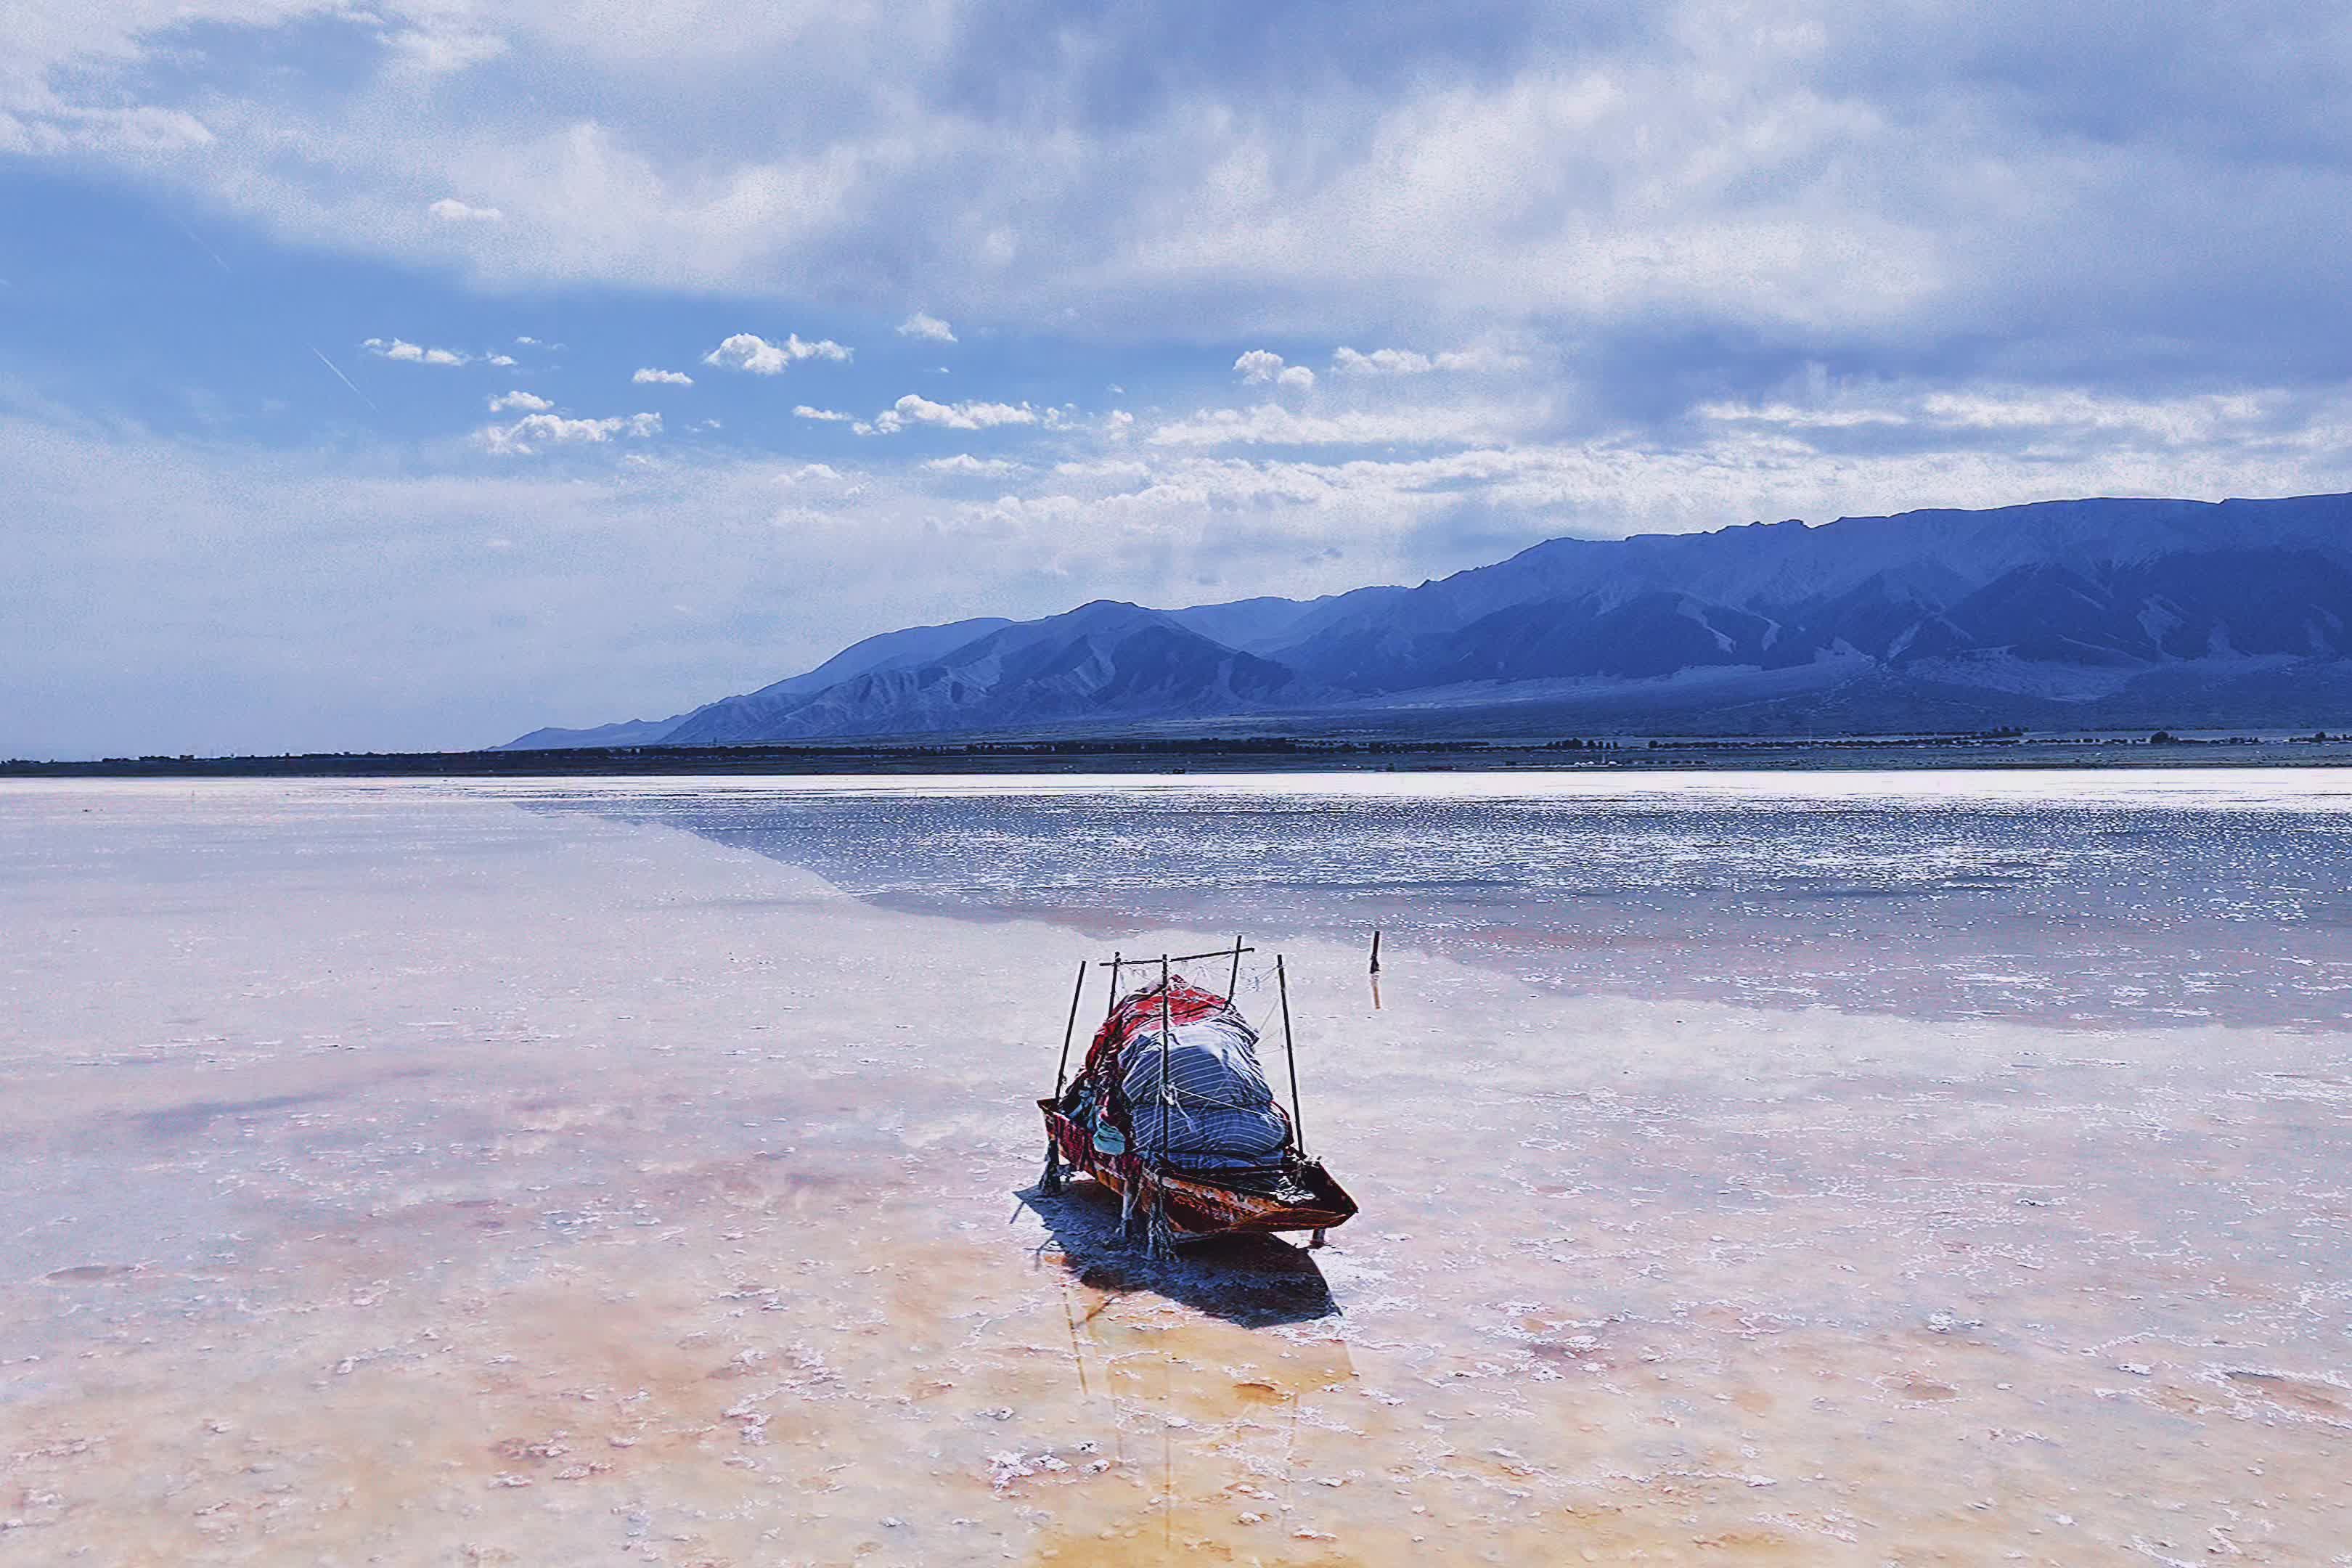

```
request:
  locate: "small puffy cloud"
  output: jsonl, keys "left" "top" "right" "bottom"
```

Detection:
{"left": 1234, "top": 349, "right": 1286, "bottom": 384}
{"left": 703, "top": 332, "right": 853, "bottom": 375}
{"left": 633, "top": 367, "right": 693, "bottom": 385}
{"left": 922, "top": 453, "right": 1022, "bottom": 475}
{"left": 861, "top": 393, "right": 1040, "bottom": 434}
{"left": 480, "top": 411, "right": 661, "bottom": 455}
{"left": 486, "top": 354, "right": 516, "bottom": 367}
{"left": 514, "top": 336, "right": 541, "bottom": 347}
{"left": 1237, "top": 351, "right": 1312, "bottom": 393}
{"left": 897, "top": 311, "right": 957, "bottom": 343}
{"left": 793, "top": 404, "right": 852, "bottom": 421}
{"left": 487, "top": 390, "right": 552, "bottom": 412}
{"left": 364, "top": 337, "right": 470, "bottom": 367}
{"left": 428, "top": 197, "right": 502, "bottom": 223}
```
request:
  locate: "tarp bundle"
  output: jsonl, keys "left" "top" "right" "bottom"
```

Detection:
{"left": 1071, "top": 976, "right": 1291, "bottom": 1172}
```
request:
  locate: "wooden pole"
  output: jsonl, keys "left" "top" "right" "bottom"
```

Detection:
{"left": 1106, "top": 952, "right": 1122, "bottom": 1016}
{"left": 1052, "top": 958, "right": 1087, "bottom": 1096}
{"left": 1276, "top": 955, "right": 1304, "bottom": 1159}
{"left": 1228, "top": 936, "right": 1244, "bottom": 1000}
{"left": 1369, "top": 928, "right": 1381, "bottom": 975}
{"left": 1156, "top": 955, "right": 1174, "bottom": 1167}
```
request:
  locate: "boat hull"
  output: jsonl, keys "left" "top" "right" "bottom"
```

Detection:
{"left": 1040, "top": 1102, "right": 1357, "bottom": 1239}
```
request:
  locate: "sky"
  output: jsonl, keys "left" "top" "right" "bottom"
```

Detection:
{"left": 5, "top": 2, "right": 2352, "bottom": 757}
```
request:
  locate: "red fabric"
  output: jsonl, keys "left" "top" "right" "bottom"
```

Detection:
{"left": 1076, "top": 974, "right": 1230, "bottom": 1091}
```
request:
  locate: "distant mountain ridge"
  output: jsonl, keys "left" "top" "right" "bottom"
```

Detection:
{"left": 502, "top": 492, "right": 2352, "bottom": 746}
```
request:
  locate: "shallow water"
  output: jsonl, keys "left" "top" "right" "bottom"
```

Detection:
{"left": 3, "top": 775, "right": 2349, "bottom": 1565}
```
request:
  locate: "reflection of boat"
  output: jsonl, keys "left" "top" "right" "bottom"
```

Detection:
{"left": 1037, "top": 942, "right": 1357, "bottom": 1255}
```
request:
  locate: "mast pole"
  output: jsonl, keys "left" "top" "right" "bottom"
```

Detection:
{"left": 1052, "top": 958, "right": 1087, "bottom": 1097}
{"left": 1154, "top": 954, "right": 1175, "bottom": 1257}
{"left": 1228, "top": 936, "right": 1244, "bottom": 1000}
{"left": 1106, "top": 952, "right": 1122, "bottom": 1017}
{"left": 1276, "top": 955, "right": 1304, "bottom": 1160}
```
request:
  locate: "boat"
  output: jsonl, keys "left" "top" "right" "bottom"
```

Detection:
{"left": 1037, "top": 942, "right": 1357, "bottom": 1254}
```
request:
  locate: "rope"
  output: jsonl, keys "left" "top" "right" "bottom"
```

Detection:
{"left": 1145, "top": 1188, "right": 1177, "bottom": 1259}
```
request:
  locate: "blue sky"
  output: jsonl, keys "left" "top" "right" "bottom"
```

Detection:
{"left": 6, "top": 1, "right": 2351, "bottom": 756}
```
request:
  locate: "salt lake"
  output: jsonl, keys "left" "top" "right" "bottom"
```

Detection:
{"left": 4, "top": 772, "right": 2348, "bottom": 1564}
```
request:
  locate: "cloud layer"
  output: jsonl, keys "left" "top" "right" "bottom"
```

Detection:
{"left": 12, "top": 0, "right": 2351, "bottom": 383}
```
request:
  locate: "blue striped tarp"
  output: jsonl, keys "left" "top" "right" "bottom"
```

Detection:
{"left": 1117, "top": 989, "right": 1292, "bottom": 1171}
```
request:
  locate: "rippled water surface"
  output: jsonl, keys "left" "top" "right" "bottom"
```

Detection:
{"left": 511, "top": 770, "right": 2352, "bottom": 1028}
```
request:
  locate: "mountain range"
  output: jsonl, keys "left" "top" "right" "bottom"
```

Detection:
{"left": 502, "top": 491, "right": 2352, "bottom": 747}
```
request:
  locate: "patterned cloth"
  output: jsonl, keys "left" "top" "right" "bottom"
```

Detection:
{"left": 1074, "top": 975, "right": 1293, "bottom": 1172}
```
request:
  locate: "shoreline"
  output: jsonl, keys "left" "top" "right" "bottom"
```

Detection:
{"left": 12, "top": 730, "right": 2352, "bottom": 778}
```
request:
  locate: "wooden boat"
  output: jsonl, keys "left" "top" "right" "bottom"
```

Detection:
{"left": 1037, "top": 942, "right": 1357, "bottom": 1252}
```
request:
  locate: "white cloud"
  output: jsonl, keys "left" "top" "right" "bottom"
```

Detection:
{"left": 487, "top": 389, "right": 552, "bottom": 412}
{"left": 1148, "top": 401, "right": 1530, "bottom": 449}
{"left": 1695, "top": 385, "right": 2287, "bottom": 444}
{"left": 1234, "top": 350, "right": 1286, "bottom": 384}
{"left": 486, "top": 354, "right": 516, "bottom": 367}
{"left": 386, "top": 21, "right": 508, "bottom": 76}
{"left": 364, "top": 336, "right": 470, "bottom": 367}
{"left": 703, "top": 332, "right": 853, "bottom": 375}
{"left": 428, "top": 197, "right": 502, "bottom": 223}
{"left": 1333, "top": 347, "right": 1433, "bottom": 377}
{"left": 897, "top": 311, "right": 957, "bottom": 343}
{"left": 480, "top": 410, "right": 661, "bottom": 455}
{"left": 1332, "top": 345, "right": 1529, "bottom": 376}
{"left": 1235, "top": 352, "right": 1314, "bottom": 393}
{"left": 862, "top": 393, "right": 1041, "bottom": 435}
{"left": 922, "top": 453, "right": 1022, "bottom": 476}
{"left": 633, "top": 367, "right": 693, "bottom": 385}
{"left": 793, "top": 404, "right": 852, "bottom": 422}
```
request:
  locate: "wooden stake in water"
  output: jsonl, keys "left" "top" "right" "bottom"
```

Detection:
{"left": 1369, "top": 928, "right": 1381, "bottom": 975}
